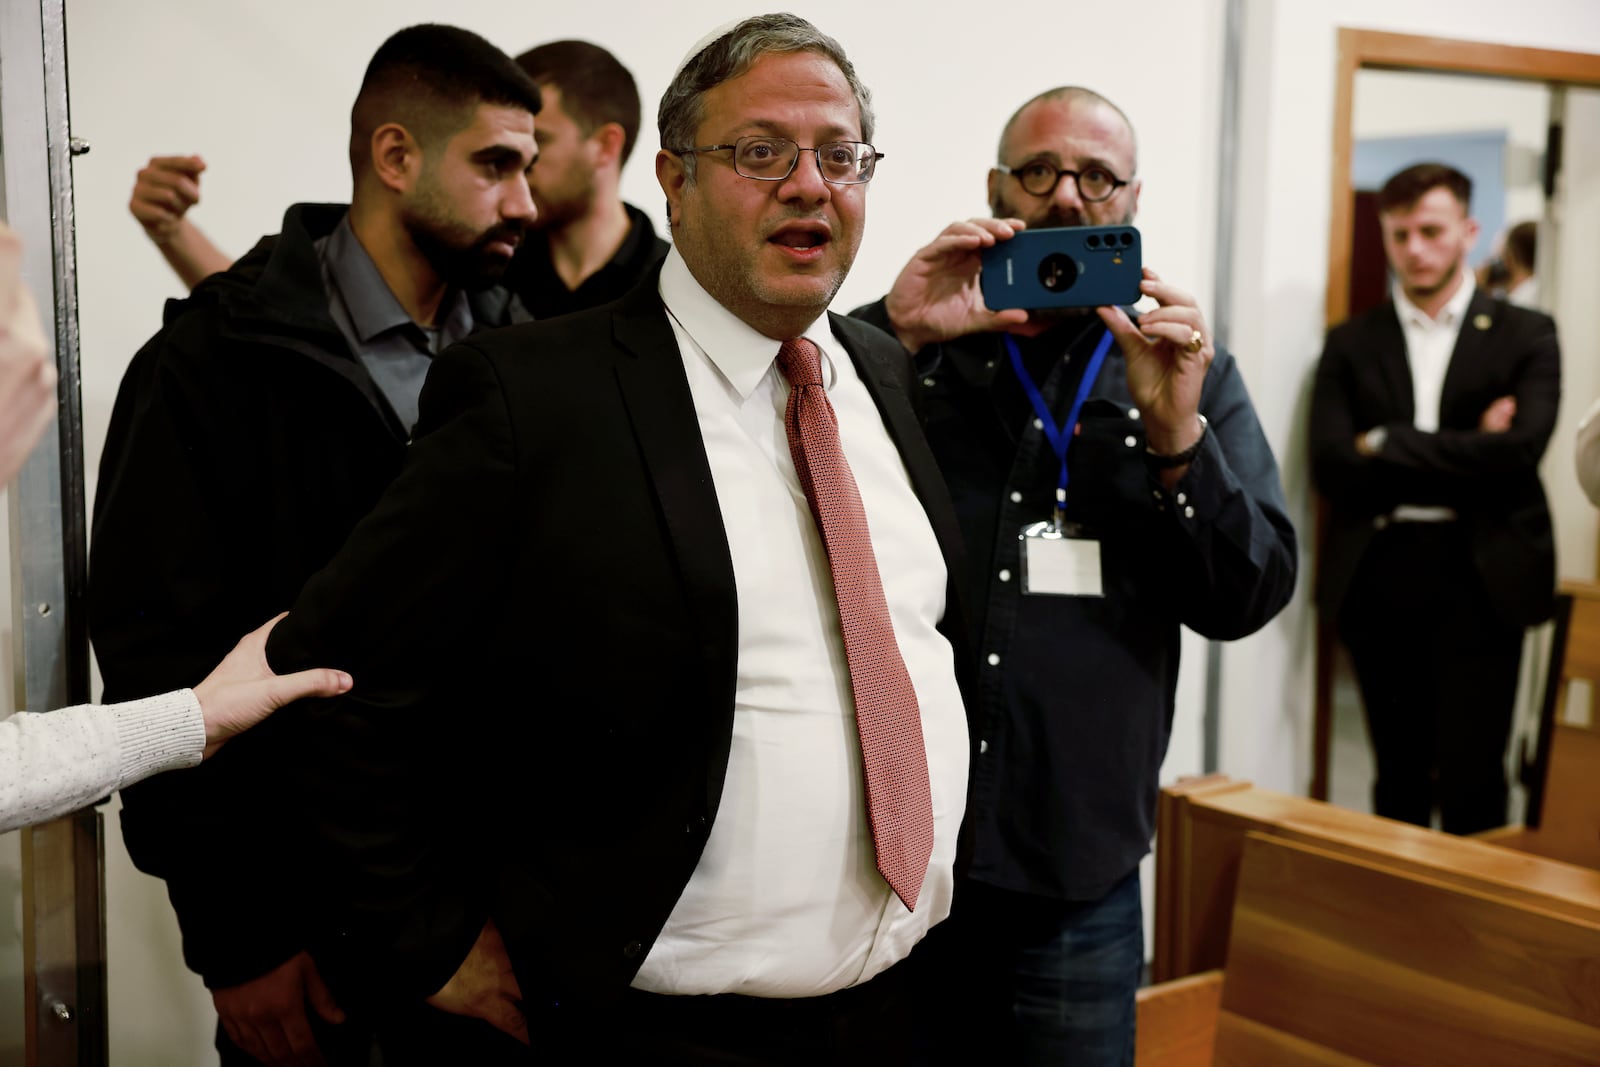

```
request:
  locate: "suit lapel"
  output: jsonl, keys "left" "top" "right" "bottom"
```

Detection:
{"left": 828, "top": 314, "right": 966, "bottom": 570}
{"left": 609, "top": 278, "right": 740, "bottom": 813}
{"left": 828, "top": 314, "right": 973, "bottom": 674}
{"left": 1372, "top": 303, "right": 1416, "bottom": 421}
{"left": 1438, "top": 288, "right": 1498, "bottom": 424}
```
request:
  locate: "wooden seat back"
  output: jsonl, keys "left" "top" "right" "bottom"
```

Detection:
{"left": 1212, "top": 832, "right": 1600, "bottom": 1065}
{"left": 1154, "top": 777, "right": 1600, "bottom": 982}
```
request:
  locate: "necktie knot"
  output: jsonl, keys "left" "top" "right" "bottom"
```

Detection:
{"left": 777, "top": 337, "right": 825, "bottom": 389}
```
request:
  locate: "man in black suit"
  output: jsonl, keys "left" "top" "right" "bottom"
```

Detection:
{"left": 266, "top": 13, "right": 972, "bottom": 1065}
{"left": 1311, "top": 161, "right": 1560, "bottom": 835}
{"left": 90, "top": 25, "right": 541, "bottom": 1067}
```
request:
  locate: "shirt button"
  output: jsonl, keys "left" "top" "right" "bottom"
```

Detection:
{"left": 980, "top": 739, "right": 989, "bottom": 754}
{"left": 623, "top": 940, "right": 644, "bottom": 959}
{"left": 1184, "top": 505, "right": 1195, "bottom": 518}
{"left": 1032, "top": 418, "right": 1043, "bottom": 430}
{"left": 1176, "top": 492, "right": 1187, "bottom": 505}
{"left": 1009, "top": 491, "right": 1023, "bottom": 503}
{"left": 985, "top": 360, "right": 996, "bottom": 369}
{"left": 998, "top": 569, "right": 1011, "bottom": 582}
{"left": 1124, "top": 435, "right": 1137, "bottom": 448}
{"left": 922, "top": 377, "right": 936, "bottom": 387}
{"left": 1128, "top": 407, "right": 1140, "bottom": 420}
{"left": 987, "top": 653, "right": 1001, "bottom": 666}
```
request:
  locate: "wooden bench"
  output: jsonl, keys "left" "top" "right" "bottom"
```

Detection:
{"left": 1152, "top": 776, "right": 1600, "bottom": 982}
{"left": 1140, "top": 780, "right": 1600, "bottom": 1065}
{"left": 1140, "top": 831, "right": 1600, "bottom": 1065}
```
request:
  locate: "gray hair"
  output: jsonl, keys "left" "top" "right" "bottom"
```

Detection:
{"left": 658, "top": 13, "right": 874, "bottom": 182}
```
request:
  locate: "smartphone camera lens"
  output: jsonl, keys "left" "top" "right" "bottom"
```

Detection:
{"left": 1120, "top": 232, "right": 1134, "bottom": 247}
{"left": 1038, "top": 252, "right": 1079, "bottom": 293}
{"left": 1086, "top": 234, "right": 1101, "bottom": 249}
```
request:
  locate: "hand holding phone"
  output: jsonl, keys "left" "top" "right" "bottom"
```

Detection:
{"left": 980, "top": 225, "right": 1142, "bottom": 310}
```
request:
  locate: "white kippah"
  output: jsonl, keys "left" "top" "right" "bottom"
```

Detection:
{"left": 669, "top": 17, "right": 746, "bottom": 86}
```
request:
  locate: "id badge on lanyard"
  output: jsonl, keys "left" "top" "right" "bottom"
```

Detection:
{"left": 1010, "top": 329, "right": 1114, "bottom": 598}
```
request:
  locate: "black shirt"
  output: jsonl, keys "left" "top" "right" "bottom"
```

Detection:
{"left": 505, "top": 201, "right": 668, "bottom": 321}
{"left": 852, "top": 299, "right": 1297, "bottom": 902}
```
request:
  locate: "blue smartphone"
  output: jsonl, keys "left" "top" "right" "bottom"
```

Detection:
{"left": 980, "top": 225, "right": 1142, "bottom": 310}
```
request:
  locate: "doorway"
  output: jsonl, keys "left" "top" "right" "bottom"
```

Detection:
{"left": 1312, "top": 29, "right": 1600, "bottom": 817}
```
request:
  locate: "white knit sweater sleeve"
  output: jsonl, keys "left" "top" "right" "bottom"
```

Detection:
{"left": 0, "top": 690, "right": 206, "bottom": 834}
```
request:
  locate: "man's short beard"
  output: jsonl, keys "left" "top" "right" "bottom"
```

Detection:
{"left": 529, "top": 187, "right": 589, "bottom": 233}
{"left": 406, "top": 215, "right": 525, "bottom": 293}
{"left": 1404, "top": 249, "right": 1466, "bottom": 300}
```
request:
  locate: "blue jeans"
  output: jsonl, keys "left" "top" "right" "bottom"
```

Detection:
{"left": 918, "top": 871, "right": 1142, "bottom": 1066}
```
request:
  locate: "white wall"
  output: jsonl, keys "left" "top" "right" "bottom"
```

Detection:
{"left": 1221, "top": 0, "right": 1600, "bottom": 803}
{"left": 1353, "top": 68, "right": 1551, "bottom": 227}
{"left": 59, "top": 2, "right": 1229, "bottom": 1062}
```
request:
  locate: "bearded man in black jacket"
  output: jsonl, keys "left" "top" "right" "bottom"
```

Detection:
{"left": 89, "top": 23, "right": 540, "bottom": 1067}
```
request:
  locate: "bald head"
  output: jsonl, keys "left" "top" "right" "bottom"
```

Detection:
{"left": 998, "top": 87, "right": 1137, "bottom": 177}
{"left": 989, "top": 85, "right": 1141, "bottom": 230}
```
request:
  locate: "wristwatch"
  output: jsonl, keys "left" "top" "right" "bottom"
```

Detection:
{"left": 1145, "top": 414, "right": 1208, "bottom": 469}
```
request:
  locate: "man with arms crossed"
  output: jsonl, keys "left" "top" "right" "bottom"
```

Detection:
{"left": 264, "top": 14, "right": 972, "bottom": 1065}
{"left": 90, "top": 25, "right": 540, "bottom": 1066}
{"left": 1311, "top": 162, "right": 1558, "bottom": 836}
{"left": 855, "top": 86, "right": 1296, "bottom": 1064}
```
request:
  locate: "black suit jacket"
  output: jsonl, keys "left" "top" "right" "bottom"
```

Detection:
{"left": 1309, "top": 288, "right": 1559, "bottom": 626}
{"left": 266, "top": 269, "right": 975, "bottom": 1016}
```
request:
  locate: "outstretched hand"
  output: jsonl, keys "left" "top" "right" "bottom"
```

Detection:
{"left": 192, "top": 613, "right": 352, "bottom": 758}
{"left": 883, "top": 217, "right": 1032, "bottom": 353}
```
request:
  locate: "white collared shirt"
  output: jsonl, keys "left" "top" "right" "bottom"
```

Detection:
{"left": 1394, "top": 271, "right": 1476, "bottom": 433}
{"left": 631, "top": 248, "right": 969, "bottom": 998}
{"left": 1508, "top": 275, "right": 1540, "bottom": 309}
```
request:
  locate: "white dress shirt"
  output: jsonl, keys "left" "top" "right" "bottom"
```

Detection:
{"left": 1507, "top": 275, "right": 1540, "bottom": 309}
{"left": 632, "top": 248, "right": 969, "bottom": 998}
{"left": 1394, "top": 271, "right": 1476, "bottom": 434}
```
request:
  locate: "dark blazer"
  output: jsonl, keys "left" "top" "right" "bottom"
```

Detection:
{"left": 1309, "top": 287, "right": 1560, "bottom": 626}
{"left": 265, "top": 268, "right": 975, "bottom": 1017}
{"left": 90, "top": 203, "right": 523, "bottom": 990}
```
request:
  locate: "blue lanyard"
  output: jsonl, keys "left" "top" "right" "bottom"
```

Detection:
{"left": 1005, "top": 328, "right": 1115, "bottom": 527}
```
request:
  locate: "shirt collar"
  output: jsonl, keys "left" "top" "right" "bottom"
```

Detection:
{"left": 658, "top": 245, "right": 837, "bottom": 399}
{"left": 321, "top": 215, "right": 475, "bottom": 347}
{"left": 1393, "top": 269, "right": 1476, "bottom": 330}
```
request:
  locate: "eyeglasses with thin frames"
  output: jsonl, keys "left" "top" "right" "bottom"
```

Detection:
{"left": 993, "top": 159, "right": 1129, "bottom": 202}
{"left": 670, "top": 135, "right": 885, "bottom": 185}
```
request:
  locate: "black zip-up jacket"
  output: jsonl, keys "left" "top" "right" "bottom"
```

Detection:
{"left": 89, "top": 202, "right": 524, "bottom": 989}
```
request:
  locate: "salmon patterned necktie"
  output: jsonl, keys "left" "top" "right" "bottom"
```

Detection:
{"left": 777, "top": 336, "right": 935, "bottom": 912}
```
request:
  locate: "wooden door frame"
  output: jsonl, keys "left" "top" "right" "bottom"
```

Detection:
{"left": 1312, "top": 29, "right": 1600, "bottom": 801}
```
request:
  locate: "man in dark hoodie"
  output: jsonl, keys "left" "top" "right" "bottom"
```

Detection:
{"left": 89, "top": 24, "right": 540, "bottom": 1067}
